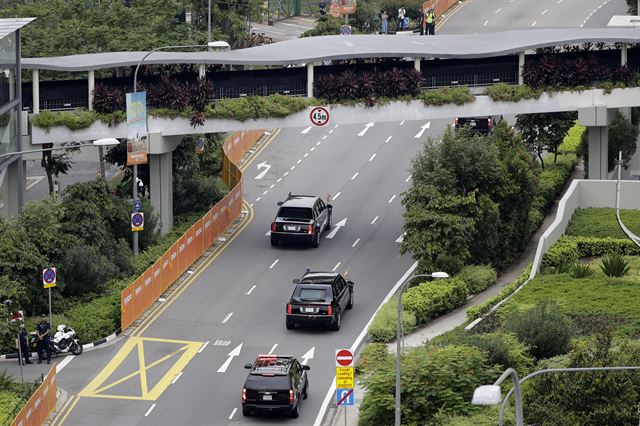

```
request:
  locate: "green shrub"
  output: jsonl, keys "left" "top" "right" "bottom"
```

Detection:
{"left": 504, "top": 300, "right": 573, "bottom": 359}
{"left": 571, "top": 262, "right": 593, "bottom": 278}
{"left": 600, "top": 253, "right": 631, "bottom": 277}
{"left": 433, "top": 405, "right": 516, "bottom": 426}
{"left": 541, "top": 237, "right": 580, "bottom": 270}
{"left": 64, "top": 292, "right": 120, "bottom": 343}
{"left": 536, "top": 153, "right": 577, "bottom": 209}
{"left": 467, "top": 265, "right": 531, "bottom": 319}
{"left": 356, "top": 343, "right": 391, "bottom": 374}
{"left": 434, "top": 253, "right": 465, "bottom": 276}
{"left": 558, "top": 122, "right": 586, "bottom": 154}
{"left": 485, "top": 83, "right": 542, "bottom": 102}
{"left": 419, "top": 86, "right": 475, "bottom": 106}
{"left": 0, "top": 390, "right": 24, "bottom": 426}
{"left": 402, "top": 278, "right": 469, "bottom": 325}
{"left": 457, "top": 265, "right": 497, "bottom": 294}
{"left": 368, "top": 298, "right": 417, "bottom": 343}
{"left": 542, "top": 236, "right": 640, "bottom": 270}
{"left": 566, "top": 208, "right": 640, "bottom": 239}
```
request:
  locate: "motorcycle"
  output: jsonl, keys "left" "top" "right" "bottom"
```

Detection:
{"left": 29, "top": 325, "right": 83, "bottom": 357}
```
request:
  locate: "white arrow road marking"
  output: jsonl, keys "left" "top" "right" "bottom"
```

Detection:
{"left": 395, "top": 232, "right": 406, "bottom": 243}
{"left": 217, "top": 343, "right": 243, "bottom": 373}
{"left": 326, "top": 217, "right": 347, "bottom": 239}
{"left": 301, "top": 126, "right": 312, "bottom": 134}
{"left": 254, "top": 161, "right": 271, "bottom": 180}
{"left": 357, "top": 122, "right": 374, "bottom": 137}
{"left": 268, "top": 343, "right": 278, "bottom": 354}
{"left": 414, "top": 121, "right": 431, "bottom": 138}
{"left": 265, "top": 231, "right": 271, "bottom": 236}
{"left": 301, "top": 346, "right": 315, "bottom": 365}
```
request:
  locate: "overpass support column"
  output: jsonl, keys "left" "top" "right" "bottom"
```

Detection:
{"left": 199, "top": 64, "right": 206, "bottom": 79}
{"left": 579, "top": 106, "right": 616, "bottom": 180}
{"left": 1, "top": 158, "right": 25, "bottom": 217}
{"left": 149, "top": 133, "right": 180, "bottom": 234}
{"left": 32, "top": 69, "right": 39, "bottom": 114}
{"left": 518, "top": 52, "right": 525, "bottom": 85}
{"left": 414, "top": 58, "right": 421, "bottom": 72}
{"left": 621, "top": 44, "right": 628, "bottom": 66}
{"left": 306, "top": 63, "right": 314, "bottom": 98}
{"left": 88, "top": 70, "right": 95, "bottom": 110}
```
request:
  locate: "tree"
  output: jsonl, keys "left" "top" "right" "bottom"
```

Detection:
{"left": 515, "top": 112, "right": 576, "bottom": 168}
{"left": 41, "top": 144, "right": 79, "bottom": 195}
{"left": 626, "top": 0, "right": 637, "bottom": 15}
{"left": 607, "top": 110, "right": 639, "bottom": 171}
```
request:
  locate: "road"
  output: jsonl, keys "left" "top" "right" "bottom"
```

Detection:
{"left": 39, "top": 1, "right": 630, "bottom": 425}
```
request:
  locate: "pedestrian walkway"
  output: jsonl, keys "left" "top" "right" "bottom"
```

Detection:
{"left": 252, "top": 16, "right": 316, "bottom": 42}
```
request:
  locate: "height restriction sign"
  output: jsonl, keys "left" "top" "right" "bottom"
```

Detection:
{"left": 131, "top": 212, "right": 144, "bottom": 232}
{"left": 42, "top": 268, "right": 57, "bottom": 289}
{"left": 310, "top": 106, "right": 330, "bottom": 126}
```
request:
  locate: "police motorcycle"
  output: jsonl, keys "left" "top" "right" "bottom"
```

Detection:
{"left": 30, "top": 325, "right": 83, "bottom": 356}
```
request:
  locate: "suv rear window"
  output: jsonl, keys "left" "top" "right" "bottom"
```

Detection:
{"left": 298, "top": 288, "right": 328, "bottom": 300}
{"left": 278, "top": 207, "right": 313, "bottom": 220}
{"left": 246, "top": 374, "right": 290, "bottom": 390}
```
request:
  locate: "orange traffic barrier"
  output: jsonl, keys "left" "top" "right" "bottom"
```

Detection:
{"left": 11, "top": 364, "right": 57, "bottom": 426}
{"left": 120, "top": 130, "right": 265, "bottom": 330}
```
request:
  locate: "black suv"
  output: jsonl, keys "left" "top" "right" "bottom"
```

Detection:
{"left": 454, "top": 116, "right": 502, "bottom": 133}
{"left": 271, "top": 193, "right": 332, "bottom": 248}
{"left": 242, "top": 354, "right": 310, "bottom": 418}
{"left": 286, "top": 272, "right": 354, "bottom": 331}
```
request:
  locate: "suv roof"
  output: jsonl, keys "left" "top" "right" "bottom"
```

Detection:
{"left": 248, "top": 355, "right": 295, "bottom": 376}
{"left": 300, "top": 272, "right": 339, "bottom": 284}
{"left": 279, "top": 194, "right": 319, "bottom": 208}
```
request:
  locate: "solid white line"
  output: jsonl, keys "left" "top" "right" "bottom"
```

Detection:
{"left": 277, "top": 178, "right": 282, "bottom": 183}
{"left": 269, "top": 184, "right": 275, "bottom": 189}
{"left": 316, "top": 141, "right": 322, "bottom": 146}
{"left": 171, "top": 372, "right": 183, "bottom": 384}
{"left": 304, "top": 153, "right": 309, "bottom": 158}
{"left": 541, "top": 9, "right": 548, "bottom": 15}
{"left": 369, "top": 153, "right": 376, "bottom": 162}
{"left": 385, "top": 136, "right": 392, "bottom": 143}
{"left": 399, "top": 120, "right": 405, "bottom": 125}
{"left": 371, "top": 216, "right": 379, "bottom": 224}
{"left": 352, "top": 238, "right": 360, "bottom": 248}
{"left": 301, "top": 126, "right": 312, "bottom": 134}
{"left": 256, "top": 197, "right": 262, "bottom": 202}
{"left": 247, "top": 284, "right": 257, "bottom": 295}
{"left": 332, "top": 262, "right": 341, "bottom": 272}
{"left": 284, "top": 172, "right": 289, "bottom": 176}
{"left": 351, "top": 172, "right": 359, "bottom": 181}
{"left": 56, "top": 355, "right": 75, "bottom": 373}
{"left": 145, "top": 404, "right": 156, "bottom": 417}
{"left": 310, "top": 147, "right": 316, "bottom": 151}
{"left": 199, "top": 341, "right": 210, "bottom": 353}
{"left": 270, "top": 259, "right": 279, "bottom": 269}
{"left": 228, "top": 408, "right": 238, "bottom": 420}
{"left": 222, "top": 313, "right": 233, "bottom": 324}
{"left": 405, "top": 175, "right": 412, "bottom": 183}
{"left": 332, "top": 192, "right": 341, "bottom": 201}
{"left": 388, "top": 194, "right": 396, "bottom": 203}
{"left": 532, "top": 20, "right": 537, "bottom": 26}
{"left": 297, "top": 159, "right": 302, "bottom": 164}
{"left": 322, "top": 135, "right": 328, "bottom": 140}
{"left": 290, "top": 165, "right": 296, "bottom": 170}
{"left": 484, "top": 20, "right": 489, "bottom": 26}
{"left": 313, "top": 262, "right": 419, "bottom": 426}
{"left": 494, "top": 8, "right": 501, "bottom": 13}
{"left": 268, "top": 343, "right": 278, "bottom": 354}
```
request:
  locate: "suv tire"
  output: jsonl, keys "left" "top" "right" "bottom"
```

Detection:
{"left": 270, "top": 236, "right": 278, "bottom": 247}
{"left": 310, "top": 231, "right": 320, "bottom": 248}
{"left": 303, "top": 382, "right": 309, "bottom": 399}
{"left": 347, "top": 290, "right": 353, "bottom": 309}
{"left": 290, "top": 402, "right": 300, "bottom": 418}
{"left": 286, "top": 317, "right": 295, "bottom": 330}
{"left": 331, "top": 311, "right": 341, "bottom": 331}
{"left": 326, "top": 214, "right": 332, "bottom": 230}
{"left": 242, "top": 406, "right": 251, "bottom": 417}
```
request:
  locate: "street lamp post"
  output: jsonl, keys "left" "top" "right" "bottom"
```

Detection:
{"left": 208, "top": 0, "right": 212, "bottom": 51}
{"left": 0, "top": 139, "right": 119, "bottom": 162}
{"left": 3, "top": 300, "right": 23, "bottom": 384}
{"left": 395, "top": 271, "right": 449, "bottom": 426}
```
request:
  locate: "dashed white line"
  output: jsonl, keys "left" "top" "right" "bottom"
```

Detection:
{"left": 332, "top": 192, "right": 341, "bottom": 201}
{"left": 269, "top": 184, "right": 275, "bottom": 189}
{"left": 310, "top": 147, "right": 316, "bottom": 151}
{"left": 297, "top": 159, "right": 302, "bottom": 164}
{"left": 332, "top": 262, "right": 341, "bottom": 272}
{"left": 385, "top": 136, "right": 392, "bottom": 143}
{"left": 247, "top": 284, "right": 257, "bottom": 295}
{"left": 541, "top": 9, "right": 548, "bottom": 15}
{"left": 290, "top": 165, "right": 296, "bottom": 170}
{"left": 334, "top": 124, "right": 339, "bottom": 128}
{"left": 369, "top": 153, "right": 376, "bottom": 162}
{"left": 301, "top": 126, "right": 312, "bottom": 134}
{"left": 256, "top": 197, "right": 262, "bottom": 202}
{"left": 351, "top": 172, "right": 359, "bottom": 181}
{"left": 284, "top": 172, "right": 289, "bottom": 176}
{"left": 322, "top": 135, "right": 328, "bottom": 140}
{"left": 494, "top": 8, "right": 501, "bottom": 13}
{"left": 222, "top": 313, "right": 234, "bottom": 324}
{"left": 171, "top": 372, "right": 183, "bottom": 384}
{"left": 304, "top": 153, "right": 309, "bottom": 158}
{"left": 250, "top": 203, "right": 254, "bottom": 207}
{"left": 262, "top": 190, "right": 268, "bottom": 195}
{"left": 352, "top": 238, "right": 360, "bottom": 247}
{"left": 329, "top": 130, "right": 334, "bottom": 134}
{"left": 556, "top": 0, "right": 562, "bottom": 3}
{"left": 199, "top": 341, "right": 210, "bottom": 353}
{"left": 400, "top": 120, "right": 405, "bottom": 125}
{"left": 269, "top": 259, "right": 279, "bottom": 269}
{"left": 277, "top": 178, "right": 282, "bottom": 183}
{"left": 388, "top": 194, "right": 396, "bottom": 203}
{"left": 145, "top": 404, "right": 156, "bottom": 417}
{"left": 268, "top": 343, "right": 278, "bottom": 354}
{"left": 484, "top": 20, "right": 489, "bottom": 26}
{"left": 531, "top": 20, "right": 537, "bottom": 26}
{"left": 228, "top": 408, "right": 238, "bottom": 420}
{"left": 405, "top": 174, "right": 412, "bottom": 182}
{"left": 371, "top": 216, "right": 379, "bottom": 224}
{"left": 316, "top": 141, "right": 322, "bottom": 146}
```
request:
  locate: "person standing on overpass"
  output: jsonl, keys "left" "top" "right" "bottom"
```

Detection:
{"left": 397, "top": 6, "right": 406, "bottom": 31}
{"left": 426, "top": 8, "right": 436, "bottom": 35}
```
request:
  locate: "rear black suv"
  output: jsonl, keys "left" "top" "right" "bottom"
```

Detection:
{"left": 271, "top": 193, "right": 332, "bottom": 248}
{"left": 286, "top": 272, "right": 354, "bottom": 330}
{"left": 454, "top": 116, "right": 502, "bottom": 133}
{"left": 242, "top": 354, "right": 310, "bottom": 418}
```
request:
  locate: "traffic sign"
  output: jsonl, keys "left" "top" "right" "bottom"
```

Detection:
{"left": 133, "top": 199, "right": 142, "bottom": 212}
{"left": 336, "top": 349, "right": 353, "bottom": 367}
{"left": 340, "top": 25, "right": 352, "bottom": 35}
{"left": 310, "top": 106, "right": 330, "bottom": 126}
{"left": 42, "top": 268, "right": 57, "bottom": 289}
{"left": 131, "top": 212, "right": 144, "bottom": 232}
{"left": 336, "top": 388, "right": 354, "bottom": 406}
{"left": 329, "top": 1, "right": 341, "bottom": 17}
{"left": 335, "top": 366, "right": 354, "bottom": 388}
{"left": 195, "top": 137, "right": 205, "bottom": 154}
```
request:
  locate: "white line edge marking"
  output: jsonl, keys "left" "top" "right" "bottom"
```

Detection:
{"left": 312, "top": 262, "right": 419, "bottom": 426}
{"left": 352, "top": 238, "right": 360, "bottom": 247}
{"left": 199, "top": 340, "right": 210, "bottom": 353}
{"left": 228, "top": 408, "right": 238, "bottom": 420}
{"left": 351, "top": 172, "right": 359, "bottom": 181}
{"left": 332, "top": 262, "right": 341, "bottom": 271}
{"left": 369, "top": 153, "right": 376, "bottom": 162}
{"left": 405, "top": 175, "right": 412, "bottom": 183}
{"left": 222, "top": 313, "right": 233, "bottom": 324}
{"left": 269, "top": 259, "right": 279, "bottom": 269}
{"left": 171, "top": 372, "right": 183, "bottom": 384}
{"left": 388, "top": 194, "right": 396, "bottom": 203}
{"left": 56, "top": 355, "right": 75, "bottom": 373}
{"left": 332, "top": 192, "right": 341, "bottom": 201}
{"left": 268, "top": 343, "right": 278, "bottom": 354}
{"left": 247, "top": 284, "right": 257, "bottom": 295}
{"left": 144, "top": 404, "right": 156, "bottom": 417}
{"left": 385, "top": 136, "right": 392, "bottom": 143}
{"left": 371, "top": 216, "right": 379, "bottom": 224}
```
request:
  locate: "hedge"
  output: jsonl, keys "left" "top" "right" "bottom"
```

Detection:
{"left": 356, "top": 343, "right": 391, "bottom": 375}
{"left": 368, "top": 298, "right": 417, "bottom": 343}
{"left": 467, "top": 265, "right": 532, "bottom": 320}
{"left": 541, "top": 236, "right": 640, "bottom": 270}
{"left": 456, "top": 265, "right": 497, "bottom": 294}
{"left": 403, "top": 278, "right": 469, "bottom": 325}
{"left": 485, "top": 83, "right": 542, "bottom": 102}
{"left": 566, "top": 208, "right": 640, "bottom": 239}
{"left": 558, "top": 121, "right": 586, "bottom": 154}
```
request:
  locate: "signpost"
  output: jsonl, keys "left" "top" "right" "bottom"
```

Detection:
{"left": 310, "top": 106, "right": 330, "bottom": 126}
{"left": 42, "top": 268, "right": 57, "bottom": 322}
{"left": 133, "top": 199, "right": 142, "bottom": 212}
{"left": 126, "top": 91, "right": 148, "bottom": 256}
{"left": 131, "top": 212, "right": 145, "bottom": 232}
{"left": 335, "top": 349, "right": 354, "bottom": 425}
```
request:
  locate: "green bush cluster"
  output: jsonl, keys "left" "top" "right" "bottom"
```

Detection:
{"left": 456, "top": 265, "right": 497, "bottom": 294}
{"left": 485, "top": 83, "right": 542, "bottom": 102}
{"left": 467, "top": 265, "right": 531, "bottom": 319}
{"left": 403, "top": 278, "right": 469, "bottom": 324}
{"left": 419, "top": 86, "right": 475, "bottom": 106}
{"left": 542, "top": 236, "right": 640, "bottom": 270}
{"left": 368, "top": 298, "right": 417, "bottom": 343}
{"left": 0, "top": 372, "right": 37, "bottom": 425}
{"left": 566, "top": 208, "right": 640, "bottom": 239}
{"left": 356, "top": 343, "right": 391, "bottom": 375}
{"left": 558, "top": 121, "right": 586, "bottom": 154}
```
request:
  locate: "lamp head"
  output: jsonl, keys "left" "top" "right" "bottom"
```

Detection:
{"left": 431, "top": 271, "right": 450, "bottom": 279}
{"left": 472, "top": 385, "right": 502, "bottom": 406}
{"left": 93, "top": 138, "right": 120, "bottom": 147}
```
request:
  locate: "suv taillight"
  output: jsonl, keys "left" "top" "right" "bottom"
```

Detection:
{"left": 289, "top": 389, "right": 294, "bottom": 404}
{"left": 454, "top": 117, "right": 459, "bottom": 127}
{"left": 307, "top": 224, "right": 313, "bottom": 234}
{"left": 242, "top": 388, "right": 247, "bottom": 401}
{"left": 271, "top": 222, "right": 276, "bottom": 232}
{"left": 488, "top": 118, "right": 493, "bottom": 129}
{"left": 287, "top": 304, "right": 292, "bottom": 314}
{"left": 327, "top": 305, "right": 333, "bottom": 316}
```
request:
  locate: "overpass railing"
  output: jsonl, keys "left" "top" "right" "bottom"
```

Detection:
{"left": 120, "top": 130, "right": 263, "bottom": 331}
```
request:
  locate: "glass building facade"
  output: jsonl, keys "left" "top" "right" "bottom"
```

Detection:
{"left": 0, "top": 30, "right": 18, "bottom": 164}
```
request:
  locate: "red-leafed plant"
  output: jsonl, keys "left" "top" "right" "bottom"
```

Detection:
{"left": 404, "top": 68, "right": 425, "bottom": 96}
{"left": 92, "top": 83, "right": 125, "bottom": 114}
{"left": 314, "top": 75, "right": 338, "bottom": 101}
{"left": 337, "top": 69, "right": 360, "bottom": 100}
{"left": 189, "top": 77, "right": 214, "bottom": 127}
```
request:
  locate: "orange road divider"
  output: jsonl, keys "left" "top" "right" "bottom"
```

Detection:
{"left": 121, "top": 130, "right": 265, "bottom": 331}
{"left": 11, "top": 364, "right": 57, "bottom": 426}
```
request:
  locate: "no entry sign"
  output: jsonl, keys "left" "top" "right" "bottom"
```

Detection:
{"left": 131, "top": 212, "right": 145, "bottom": 232}
{"left": 335, "top": 349, "right": 353, "bottom": 367}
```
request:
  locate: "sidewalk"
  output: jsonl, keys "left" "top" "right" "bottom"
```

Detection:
{"left": 252, "top": 16, "right": 316, "bottom": 42}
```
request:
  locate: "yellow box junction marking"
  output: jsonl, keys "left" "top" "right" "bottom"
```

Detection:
{"left": 80, "top": 337, "right": 202, "bottom": 401}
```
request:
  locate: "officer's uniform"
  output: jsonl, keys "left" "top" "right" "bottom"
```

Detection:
{"left": 18, "top": 327, "right": 31, "bottom": 365}
{"left": 36, "top": 320, "right": 52, "bottom": 364}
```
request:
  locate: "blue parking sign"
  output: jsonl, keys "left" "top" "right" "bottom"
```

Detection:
{"left": 336, "top": 388, "right": 354, "bottom": 406}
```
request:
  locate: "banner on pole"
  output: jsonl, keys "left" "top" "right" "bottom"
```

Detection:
{"left": 126, "top": 92, "right": 148, "bottom": 165}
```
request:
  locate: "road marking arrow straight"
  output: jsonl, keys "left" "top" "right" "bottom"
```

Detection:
{"left": 357, "top": 122, "right": 374, "bottom": 137}
{"left": 301, "top": 346, "right": 315, "bottom": 365}
{"left": 254, "top": 161, "right": 271, "bottom": 180}
{"left": 217, "top": 343, "right": 243, "bottom": 373}
{"left": 326, "top": 218, "right": 347, "bottom": 239}
{"left": 395, "top": 232, "right": 406, "bottom": 243}
{"left": 301, "top": 126, "right": 312, "bottom": 134}
{"left": 414, "top": 121, "right": 431, "bottom": 138}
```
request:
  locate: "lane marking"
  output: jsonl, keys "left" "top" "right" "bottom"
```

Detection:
{"left": 262, "top": 190, "right": 268, "bottom": 195}
{"left": 369, "top": 153, "right": 376, "bottom": 162}
{"left": 371, "top": 216, "right": 379, "bottom": 224}
{"left": 405, "top": 174, "right": 412, "bottom": 182}
{"left": 297, "top": 159, "right": 302, "bottom": 164}
{"left": 256, "top": 197, "right": 261, "bottom": 202}
{"left": 352, "top": 238, "right": 360, "bottom": 248}
{"left": 277, "top": 178, "right": 282, "bottom": 183}
{"left": 329, "top": 129, "right": 334, "bottom": 134}
{"left": 290, "top": 165, "right": 296, "bottom": 170}
{"left": 301, "top": 126, "right": 312, "bottom": 134}
{"left": 400, "top": 120, "right": 405, "bottom": 125}
{"left": 322, "top": 135, "right": 328, "bottom": 140}
{"left": 414, "top": 121, "right": 431, "bottom": 138}
{"left": 484, "top": 20, "right": 489, "bottom": 26}
{"left": 284, "top": 172, "right": 289, "bottom": 176}
{"left": 304, "top": 153, "right": 309, "bottom": 158}
{"left": 532, "top": 20, "right": 537, "bottom": 26}
{"left": 222, "top": 313, "right": 233, "bottom": 324}
{"left": 358, "top": 122, "right": 374, "bottom": 137}
{"left": 541, "top": 9, "right": 548, "bottom": 15}
{"left": 351, "top": 172, "right": 359, "bottom": 181}
{"left": 217, "top": 343, "right": 243, "bottom": 373}
{"left": 199, "top": 341, "right": 210, "bottom": 353}
{"left": 332, "top": 192, "right": 341, "bottom": 201}
{"left": 229, "top": 408, "right": 238, "bottom": 420}
{"left": 171, "top": 372, "right": 183, "bottom": 384}
{"left": 269, "top": 259, "right": 279, "bottom": 269}
{"left": 247, "top": 284, "right": 257, "bottom": 295}
{"left": 316, "top": 141, "right": 322, "bottom": 146}
{"left": 332, "top": 262, "right": 341, "bottom": 272}
{"left": 268, "top": 343, "right": 278, "bottom": 354}
{"left": 388, "top": 194, "right": 396, "bottom": 203}
{"left": 269, "top": 184, "right": 275, "bottom": 189}
{"left": 494, "top": 8, "right": 501, "bottom": 13}
{"left": 395, "top": 232, "right": 406, "bottom": 243}
{"left": 385, "top": 136, "right": 392, "bottom": 143}
{"left": 265, "top": 231, "right": 271, "bottom": 236}
{"left": 310, "top": 147, "right": 316, "bottom": 151}
{"left": 56, "top": 355, "right": 75, "bottom": 373}
{"left": 145, "top": 404, "right": 156, "bottom": 417}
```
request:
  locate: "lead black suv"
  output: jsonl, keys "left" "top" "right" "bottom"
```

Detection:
{"left": 286, "top": 272, "right": 354, "bottom": 331}
{"left": 454, "top": 116, "right": 503, "bottom": 133}
{"left": 271, "top": 193, "right": 332, "bottom": 248}
{"left": 242, "top": 354, "right": 310, "bottom": 418}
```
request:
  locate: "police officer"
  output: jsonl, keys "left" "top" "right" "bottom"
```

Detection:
{"left": 18, "top": 324, "right": 31, "bottom": 365}
{"left": 36, "top": 314, "right": 52, "bottom": 364}
{"left": 425, "top": 8, "right": 436, "bottom": 35}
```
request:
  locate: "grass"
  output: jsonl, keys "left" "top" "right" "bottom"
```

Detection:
{"left": 566, "top": 208, "right": 640, "bottom": 239}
